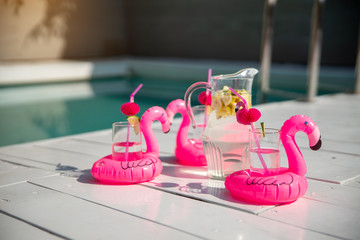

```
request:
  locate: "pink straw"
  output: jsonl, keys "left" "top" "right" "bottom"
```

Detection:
{"left": 130, "top": 84, "right": 143, "bottom": 103}
{"left": 125, "top": 84, "right": 143, "bottom": 161}
{"left": 228, "top": 87, "right": 269, "bottom": 175}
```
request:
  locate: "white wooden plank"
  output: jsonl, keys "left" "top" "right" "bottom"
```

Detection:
{"left": 294, "top": 135, "right": 360, "bottom": 156}
{"left": 345, "top": 177, "right": 360, "bottom": 189}
{"left": 304, "top": 179, "right": 360, "bottom": 210}
{"left": 0, "top": 213, "right": 63, "bottom": 240}
{"left": 0, "top": 144, "right": 98, "bottom": 171}
{"left": 0, "top": 182, "right": 201, "bottom": 240}
{"left": 257, "top": 94, "right": 359, "bottom": 120}
{"left": 72, "top": 129, "right": 112, "bottom": 144}
{"left": 0, "top": 161, "right": 57, "bottom": 187}
{"left": 28, "top": 174, "right": 337, "bottom": 240}
{"left": 35, "top": 139, "right": 109, "bottom": 158}
{"left": 257, "top": 94, "right": 360, "bottom": 143}
{"left": 259, "top": 197, "right": 360, "bottom": 240}
{"left": 303, "top": 149, "right": 360, "bottom": 184}
{"left": 0, "top": 153, "right": 54, "bottom": 171}
{"left": 317, "top": 138, "right": 360, "bottom": 156}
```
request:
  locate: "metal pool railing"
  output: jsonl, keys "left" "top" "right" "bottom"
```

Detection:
{"left": 258, "top": 0, "right": 360, "bottom": 102}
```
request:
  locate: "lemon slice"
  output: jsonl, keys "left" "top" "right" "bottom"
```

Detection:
{"left": 127, "top": 115, "right": 140, "bottom": 134}
{"left": 221, "top": 92, "right": 232, "bottom": 106}
{"left": 216, "top": 106, "right": 231, "bottom": 119}
{"left": 212, "top": 97, "right": 222, "bottom": 113}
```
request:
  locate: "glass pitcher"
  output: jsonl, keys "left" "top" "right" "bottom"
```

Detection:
{"left": 185, "top": 68, "right": 258, "bottom": 179}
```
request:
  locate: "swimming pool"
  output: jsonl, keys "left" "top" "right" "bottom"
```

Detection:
{"left": 0, "top": 60, "right": 355, "bottom": 147}
{"left": 0, "top": 76, "right": 204, "bottom": 146}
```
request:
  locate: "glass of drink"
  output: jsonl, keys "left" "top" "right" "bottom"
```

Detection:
{"left": 248, "top": 128, "right": 280, "bottom": 175}
{"left": 112, "top": 121, "right": 142, "bottom": 161}
{"left": 188, "top": 105, "right": 207, "bottom": 140}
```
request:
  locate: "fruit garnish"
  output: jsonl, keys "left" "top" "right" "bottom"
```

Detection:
{"left": 121, "top": 102, "right": 140, "bottom": 116}
{"left": 221, "top": 92, "right": 232, "bottom": 105}
{"left": 127, "top": 115, "right": 140, "bottom": 134}
{"left": 261, "top": 122, "right": 266, "bottom": 137}
{"left": 198, "top": 91, "right": 212, "bottom": 105}
{"left": 236, "top": 107, "right": 261, "bottom": 125}
{"left": 212, "top": 97, "right": 222, "bottom": 112}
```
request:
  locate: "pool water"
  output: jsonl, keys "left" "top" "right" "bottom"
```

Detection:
{"left": 0, "top": 92, "right": 171, "bottom": 147}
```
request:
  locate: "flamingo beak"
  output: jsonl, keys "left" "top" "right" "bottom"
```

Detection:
{"left": 163, "top": 119, "right": 171, "bottom": 134}
{"left": 310, "top": 135, "right": 322, "bottom": 151}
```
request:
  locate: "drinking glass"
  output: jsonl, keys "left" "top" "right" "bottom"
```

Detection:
{"left": 112, "top": 121, "right": 142, "bottom": 161}
{"left": 248, "top": 128, "right": 281, "bottom": 175}
{"left": 188, "top": 105, "right": 207, "bottom": 140}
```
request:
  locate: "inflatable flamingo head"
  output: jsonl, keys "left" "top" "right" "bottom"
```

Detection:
{"left": 166, "top": 99, "right": 184, "bottom": 125}
{"left": 159, "top": 112, "right": 171, "bottom": 134}
{"left": 281, "top": 115, "right": 322, "bottom": 151}
{"left": 142, "top": 106, "right": 170, "bottom": 134}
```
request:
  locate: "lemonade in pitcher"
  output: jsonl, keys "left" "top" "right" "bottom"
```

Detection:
{"left": 185, "top": 68, "right": 258, "bottom": 179}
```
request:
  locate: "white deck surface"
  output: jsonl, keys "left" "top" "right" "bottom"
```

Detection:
{"left": 1, "top": 93, "right": 360, "bottom": 240}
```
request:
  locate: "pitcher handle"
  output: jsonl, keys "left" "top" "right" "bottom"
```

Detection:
{"left": 184, "top": 82, "right": 211, "bottom": 129}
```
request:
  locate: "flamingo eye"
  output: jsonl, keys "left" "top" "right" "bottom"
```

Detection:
{"left": 305, "top": 121, "right": 309, "bottom": 126}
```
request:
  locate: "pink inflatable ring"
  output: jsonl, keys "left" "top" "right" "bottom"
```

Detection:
{"left": 91, "top": 106, "right": 170, "bottom": 184}
{"left": 225, "top": 168, "right": 308, "bottom": 204}
{"left": 91, "top": 154, "right": 163, "bottom": 184}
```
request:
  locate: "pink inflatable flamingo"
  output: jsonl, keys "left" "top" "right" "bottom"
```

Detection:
{"left": 166, "top": 99, "right": 207, "bottom": 166}
{"left": 225, "top": 115, "right": 322, "bottom": 204}
{"left": 91, "top": 106, "right": 170, "bottom": 184}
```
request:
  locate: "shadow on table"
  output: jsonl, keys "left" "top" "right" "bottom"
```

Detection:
{"left": 160, "top": 156, "right": 208, "bottom": 180}
{"left": 54, "top": 164, "right": 98, "bottom": 184}
{"left": 156, "top": 156, "right": 252, "bottom": 205}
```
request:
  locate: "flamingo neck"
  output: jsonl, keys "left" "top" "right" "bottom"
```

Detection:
{"left": 280, "top": 120, "right": 307, "bottom": 177}
{"left": 141, "top": 114, "right": 159, "bottom": 158}
{"left": 176, "top": 107, "right": 191, "bottom": 147}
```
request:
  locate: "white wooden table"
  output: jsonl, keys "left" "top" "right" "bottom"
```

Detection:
{"left": 1, "top": 93, "right": 360, "bottom": 240}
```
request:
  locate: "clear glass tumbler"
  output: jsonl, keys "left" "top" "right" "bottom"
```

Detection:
{"left": 112, "top": 121, "right": 142, "bottom": 161}
{"left": 188, "top": 105, "right": 208, "bottom": 140}
{"left": 248, "top": 128, "right": 281, "bottom": 175}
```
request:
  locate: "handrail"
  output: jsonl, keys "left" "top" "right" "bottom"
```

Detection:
{"left": 258, "top": 0, "right": 277, "bottom": 103}
{"left": 306, "top": 0, "right": 325, "bottom": 101}
{"left": 258, "top": 0, "right": 326, "bottom": 103}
